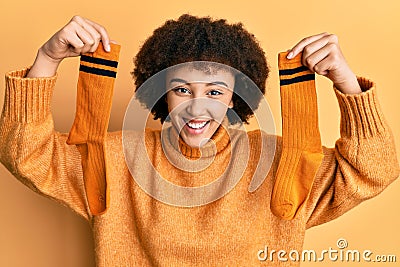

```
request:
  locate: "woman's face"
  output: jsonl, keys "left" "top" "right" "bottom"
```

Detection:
{"left": 166, "top": 66, "right": 235, "bottom": 148}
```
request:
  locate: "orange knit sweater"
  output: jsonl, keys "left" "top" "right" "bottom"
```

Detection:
{"left": 0, "top": 68, "right": 399, "bottom": 266}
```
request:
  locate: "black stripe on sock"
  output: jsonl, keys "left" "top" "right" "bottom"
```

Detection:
{"left": 79, "top": 65, "right": 117, "bottom": 78}
{"left": 280, "top": 73, "right": 314, "bottom": 86}
{"left": 80, "top": 55, "right": 118, "bottom": 68}
{"left": 279, "top": 65, "right": 309, "bottom": 76}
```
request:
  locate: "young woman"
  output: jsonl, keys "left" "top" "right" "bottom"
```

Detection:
{"left": 0, "top": 14, "right": 398, "bottom": 266}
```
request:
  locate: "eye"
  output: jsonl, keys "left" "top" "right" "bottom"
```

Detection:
{"left": 207, "top": 90, "right": 223, "bottom": 96}
{"left": 173, "top": 87, "right": 191, "bottom": 95}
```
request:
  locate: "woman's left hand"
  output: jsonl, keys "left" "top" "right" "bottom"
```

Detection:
{"left": 288, "top": 32, "right": 361, "bottom": 94}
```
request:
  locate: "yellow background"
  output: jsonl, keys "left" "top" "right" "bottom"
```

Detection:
{"left": 0, "top": 0, "right": 399, "bottom": 266}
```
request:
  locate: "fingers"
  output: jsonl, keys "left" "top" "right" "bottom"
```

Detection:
{"left": 301, "top": 35, "right": 332, "bottom": 63}
{"left": 67, "top": 16, "right": 111, "bottom": 53}
{"left": 84, "top": 18, "right": 111, "bottom": 52}
{"left": 68, "top": 24, "right": 95, "bottom": 52}
{"left": 287, "top": 32, "right": 330, "bottom": 59}
{"left": 35, "top": 15, "right": 114, "bottom": 75}
{"left": 286, "top": 33, "right": 359, "bottom": 92}
{"left": 303, "top": 45, "right": 333, "bottom": 75}
{"left": 287, "top": 33, "right": 342, "bottom": 74}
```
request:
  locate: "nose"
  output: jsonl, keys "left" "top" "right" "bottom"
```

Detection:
{"left": 186, "top": 97, "right": 207, "bottom": 117}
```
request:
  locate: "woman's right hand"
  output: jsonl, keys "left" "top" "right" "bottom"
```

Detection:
{"left": 27, "top": 16, "right": 111, "bottom": 78}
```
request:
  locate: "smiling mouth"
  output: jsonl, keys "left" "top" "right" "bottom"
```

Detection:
{"left": 182, "top": 118, "right": 211, "bottom": 133}
{"left": 187, "top": 120, "right": 209, "bottom": 129}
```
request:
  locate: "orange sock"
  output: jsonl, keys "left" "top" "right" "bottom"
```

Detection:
{"left": 67, "top": 43, "right": 121, "bottom": 215}
{"left": 270, "top": 51, "right": 324, "bottom": 220}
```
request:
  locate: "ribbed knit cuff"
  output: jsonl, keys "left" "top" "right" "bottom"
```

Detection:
{"left": 3, "top": 68, "right": 56, "bottom": 123}
{"left": 334, "top": 77, "right": 386, "bottom": 138}
{"left": 278, "top": 51, "right": 303, "bottom": 69}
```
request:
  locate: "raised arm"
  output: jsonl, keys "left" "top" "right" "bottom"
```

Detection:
{"left": 284, "top": 33, "right": 399, "bottom": 227}
{"left": 0, "top": 16, "right": 112, "bottom": 220}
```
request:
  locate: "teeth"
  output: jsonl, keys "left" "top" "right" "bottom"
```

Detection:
{"left": 187, "top": 121, "right": 208, "bottom": 129}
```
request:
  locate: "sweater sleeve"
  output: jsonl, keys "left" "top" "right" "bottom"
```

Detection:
{"left": 0, "top": 68, "right": 91, "bottom": 220}
{"left": 305, "top": 77, "right": 400, "bottom": 228}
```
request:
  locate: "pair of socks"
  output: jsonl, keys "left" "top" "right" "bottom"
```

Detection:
{"left": 67, "top": 43, "right": 121, "bottom": 215}
{"left": 67, "top": 46, "right": 321, "bottom": 219}
{"left": 270, "top": 52, "right": 324, "bottom": 220}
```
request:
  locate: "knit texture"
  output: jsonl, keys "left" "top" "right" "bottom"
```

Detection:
{"left": 66, "top": 43, "right": 121, "bottom": 215}
{"left": 271, "top": 52, "right": 324, "bottom": 220}
{"left": 0, "top": 68, "right": 399, "bottom": 266}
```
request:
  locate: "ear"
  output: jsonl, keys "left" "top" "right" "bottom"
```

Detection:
{"left": 228, "top": 99, "right": 234, "bottom": 109}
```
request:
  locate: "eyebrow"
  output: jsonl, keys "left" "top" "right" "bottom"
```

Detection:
{"left": 169, "top": 78, "right": 229, "bottom": 88}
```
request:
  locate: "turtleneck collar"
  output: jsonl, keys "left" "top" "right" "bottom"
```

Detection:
{"left": 166, "top": 118, "right": 231, "bottom": 159}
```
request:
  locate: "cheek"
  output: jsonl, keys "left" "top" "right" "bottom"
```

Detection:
{"left": 166, "top": 96, "right": 188, "bottom": 119}
{"left": 207, "top": 101, "right": 229, "bottom": 118}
